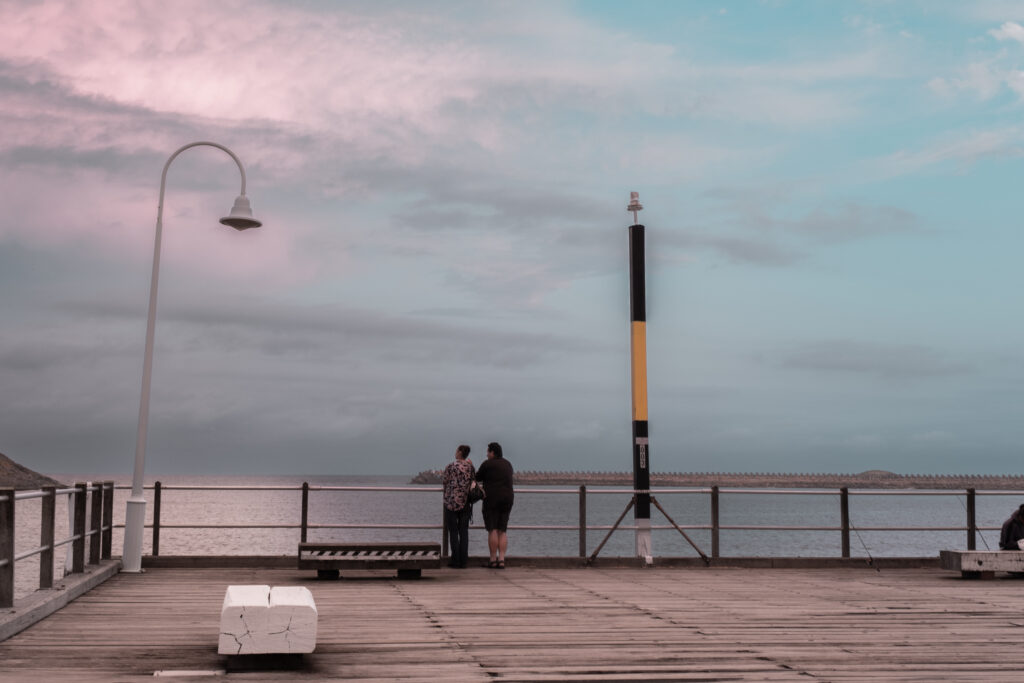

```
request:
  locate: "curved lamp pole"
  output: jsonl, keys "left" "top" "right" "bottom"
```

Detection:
{"left": 122, "top": 141, "right": 262, "bottom": 573}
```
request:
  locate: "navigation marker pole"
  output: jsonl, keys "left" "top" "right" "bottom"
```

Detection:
{"left": 627, "top": 192, "right": 652, "bottom": 562}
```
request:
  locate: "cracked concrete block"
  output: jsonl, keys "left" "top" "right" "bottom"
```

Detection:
{"left": 217, "top": 585, "right": 318, "bottom": 655}
{"left": 263, "top": 586, "right": 317, "bottom": 653}
{"left": 218, "top": 585, "right": 270, "bottom": 655}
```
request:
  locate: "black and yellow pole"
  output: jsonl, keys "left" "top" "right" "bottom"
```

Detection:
{"left": 627, "top": 191, "right": 652, "bottom": 560}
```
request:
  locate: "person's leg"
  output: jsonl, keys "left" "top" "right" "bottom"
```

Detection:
{"left": 444, "top": 508, "right": 459, "bottom": 565}
{"left": 488, "top": 529, "right": 499, "bottom": 563}
{"left": 495, "top": 501, "right": 511, "bottom": 565}
{"left": 457, "top": 507, "right": 471, "bottom": 567}
{"left": 497, "top": 530, "right": 508, "bottom": 562}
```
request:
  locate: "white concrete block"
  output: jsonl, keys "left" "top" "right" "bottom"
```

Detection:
{"left": 218, "top": 585, "right": 270, "bottom": 655}
{"left": 218, "top": 585, "right": 318, "bottom": 655}
{"left": 264, "top": 586, "right": 317, "bottom": 653}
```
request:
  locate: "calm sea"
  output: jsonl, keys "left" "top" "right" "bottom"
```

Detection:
{"left": 11, "top": 474, "right": 1024, "bottom": 600}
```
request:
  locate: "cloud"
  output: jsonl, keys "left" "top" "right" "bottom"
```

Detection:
{"left": 990, "top": 21, "right": 1024, "bottom": 43}
{"left": 779, "top": 340, "right": 970, "bottom": 380}
{"left": 878, "top": 126, "right": 1024, "bottom": 176}
{"left": 927, "top": 58, "right": 1013, "bottom": 101}
{"left": 657, "top": 189, "right": 921, "bottom": 267}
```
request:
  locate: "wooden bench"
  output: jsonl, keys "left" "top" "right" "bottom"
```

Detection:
{"left": 298, "top": 542, "right": 441, "bottom": 579}
{"left": 939, "top": 550, "right": 1024, "bottom": 578}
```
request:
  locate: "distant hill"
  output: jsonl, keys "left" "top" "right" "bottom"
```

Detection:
{"left": 0, "top": 452, "right": 66, "bottom": 490}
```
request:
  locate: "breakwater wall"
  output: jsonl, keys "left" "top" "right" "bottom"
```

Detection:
{"left": 410, "top": 469, "right": 1024, "bottom": 489}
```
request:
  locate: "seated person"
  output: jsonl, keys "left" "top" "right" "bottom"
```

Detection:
{"left": 999, "top": 504, "right": 1024, "bottom": 550}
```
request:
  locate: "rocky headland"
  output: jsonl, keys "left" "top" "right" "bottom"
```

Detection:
{"left": 0, "top": 452, "right": 65, "bottom": 490}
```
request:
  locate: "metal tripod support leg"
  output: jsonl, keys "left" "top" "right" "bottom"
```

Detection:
{"left": 651, "top": 496, "right": 709, "bottom": 564}
{"left": 587, "top": 496, "right": 635, "bottom": 564}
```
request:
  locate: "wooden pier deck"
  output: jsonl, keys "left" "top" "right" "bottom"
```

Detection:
{"left": 2, "top": 564, "right": 1024, "bottom": 681}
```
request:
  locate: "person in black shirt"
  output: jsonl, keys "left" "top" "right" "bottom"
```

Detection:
{"left": 1000, "top": 504, "right": 1024, "bottom": 550}
{"left": 475, "top": 441, "right": 513, "bottom": 568}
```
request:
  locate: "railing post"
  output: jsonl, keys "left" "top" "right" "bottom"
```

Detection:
{"left": 301, "top": 482, "right": 309, "bottom": 543}
{"left": 101, "top": 482, "right": 113, "bottom": 559}
{"left": 710, "top": 486, "right": 720, "bottom": 559}
{"left": 40, "top": 486, "right": 56, "bottom": 590}
{"left": 840, "top": 487, "right": 850, "bottom": 559}
{"left": 152, "top": 481, "right": 161, "bottom": 558}
{"left": 0, "top": 488, "right": 14, "bottom": 608}
{"left": 966, "top": 488, "right": 976, "bottom": 551}
{"left": 72, "top": 483, "right": 86, "bottom": 574}
{"left": 578, "top": 485, "right": 587, "bottom": 558}
{"left": 89, "top": 482, "right": 102, "bottom": 565}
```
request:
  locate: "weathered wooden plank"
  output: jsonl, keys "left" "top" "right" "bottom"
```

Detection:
{"left": 4, "top": 566, "right": 1024, "bottom": 680}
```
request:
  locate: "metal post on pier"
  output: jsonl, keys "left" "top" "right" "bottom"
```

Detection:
{"left": 89, "top": 482, "right": 102, "bottom": 565}
{"left": 710, "top": 486, "right": 720, "bottom": 559}
{"left": 966, "top": 488, "right": 976, "bottom": 551}
{"left": 627, "top": 191, "right": 652, "bottom": 560}
{"left": 40, "top": 486, "right": 56, "bottom": 589}
{"left": 152, "top": 481, "right": 162, "bottom": 557}
{"left": 301, "top": 482, "right": 309, "bottom": 543}
{"left": 0, "top": 488, "right": 13, "bottom": 608}
{"left": 72, "top": 483, "right": 86, "bottom": 574}
{"left": 102, "top": 482, "right": 113, "bottom": 560}
{"left": 578, "top": 485, "right": 587, "bottom": 558}
{"left": 840, "top": 488, "right": 850, "bottom": 559}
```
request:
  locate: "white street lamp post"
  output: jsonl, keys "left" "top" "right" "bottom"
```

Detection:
{"left": 122, "top": 141, "right": 262, "bottom": 573}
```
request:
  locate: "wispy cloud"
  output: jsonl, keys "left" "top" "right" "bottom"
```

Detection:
{"left": 780, "top": 340, "right": 970, "bottom": 380}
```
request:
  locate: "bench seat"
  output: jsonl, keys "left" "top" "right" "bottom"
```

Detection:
{"left": 298, "top": 542, "right": 441, "bottom": 579}
{"left": 939, "top": 550, "right": 1024, "bottom": 578}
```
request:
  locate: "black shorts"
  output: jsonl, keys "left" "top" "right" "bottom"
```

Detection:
{"left": 482, "top": 499, "right": 513, "bottom": 532}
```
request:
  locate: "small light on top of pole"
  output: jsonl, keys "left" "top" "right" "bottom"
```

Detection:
{"left": 628, "top": 191, "right": 643, "bottom": 225}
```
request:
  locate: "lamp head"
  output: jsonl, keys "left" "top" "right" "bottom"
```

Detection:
{"left": 220, "top": 194, "right": 262, "bottom": 231}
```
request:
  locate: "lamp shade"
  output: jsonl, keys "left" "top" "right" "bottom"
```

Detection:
{"left": 220, "top": 195, "right": 262, "bottom": 230}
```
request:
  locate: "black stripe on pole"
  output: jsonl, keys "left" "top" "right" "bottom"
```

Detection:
{"left": 632, "top": 420, "right": 650, "bottom": 519}
{"left": 629, "top": 225, "right": 646, "bottom": 322}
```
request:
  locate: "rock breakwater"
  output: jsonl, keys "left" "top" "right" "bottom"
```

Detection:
{"left": 410, "top": 469, "right": 1024, "bottom": 489}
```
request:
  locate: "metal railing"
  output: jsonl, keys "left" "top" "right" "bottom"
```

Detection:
{"left": 0, "top": 483, "right": 114, "bottom": 608}
{"left": 114, "top": 482, "right": 1017, "bottom": 560}
{"left": 6, "top": 480, "right": 1021, "bottom": 604}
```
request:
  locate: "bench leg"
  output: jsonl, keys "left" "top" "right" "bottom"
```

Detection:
{"left": 397, "top": 569, "right": 422, "bottom": 580}
{"left": 961, "top": 570, "right": 995, "bottom": 580}
{"left": 317, "top": 569, "right": 340, "bottom": 580}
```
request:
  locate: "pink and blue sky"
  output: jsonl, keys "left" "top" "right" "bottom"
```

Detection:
{"left": 3, "top": 1, "right": 1024, "bottom": 476}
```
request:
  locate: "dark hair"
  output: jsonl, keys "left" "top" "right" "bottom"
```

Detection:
{"left": 456, "top": 445, "right": 471, "bottom": 458}
{"left": 487, "top": 442, "right": 503, "bottom": 459}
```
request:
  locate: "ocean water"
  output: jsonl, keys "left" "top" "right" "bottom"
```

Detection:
{"left": 9, "top": 474, "right": 1024, "bottom": 600}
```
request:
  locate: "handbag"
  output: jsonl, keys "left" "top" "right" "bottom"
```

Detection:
{"left": 467, "top": 479, "right": 485, "bottom": 504}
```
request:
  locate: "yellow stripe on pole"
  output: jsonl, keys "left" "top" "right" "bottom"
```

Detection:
{"left": 630, "top": 321, "right": 648, "bottom": 421}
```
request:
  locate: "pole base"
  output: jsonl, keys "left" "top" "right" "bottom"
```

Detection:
{"left": 122, "top": 497, "right": 147, "bottom": 573}
{"left": 635, "top": 518, "right": 652, "bottom": 558}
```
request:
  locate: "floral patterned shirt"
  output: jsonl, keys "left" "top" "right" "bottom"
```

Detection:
{"left": 442, "top": 459, "right": 475, "bottom": 511}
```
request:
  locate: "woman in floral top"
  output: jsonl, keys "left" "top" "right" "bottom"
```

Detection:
{"left": 442, "top": 444, "right": 474, "bottom": 568}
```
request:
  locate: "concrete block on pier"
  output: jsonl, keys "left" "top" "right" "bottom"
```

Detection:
{"left": 218, "top": 585, "right": 317, "bottom": 655}
{"left": 267, "top": 586, "right": 317, "bottom": 653}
